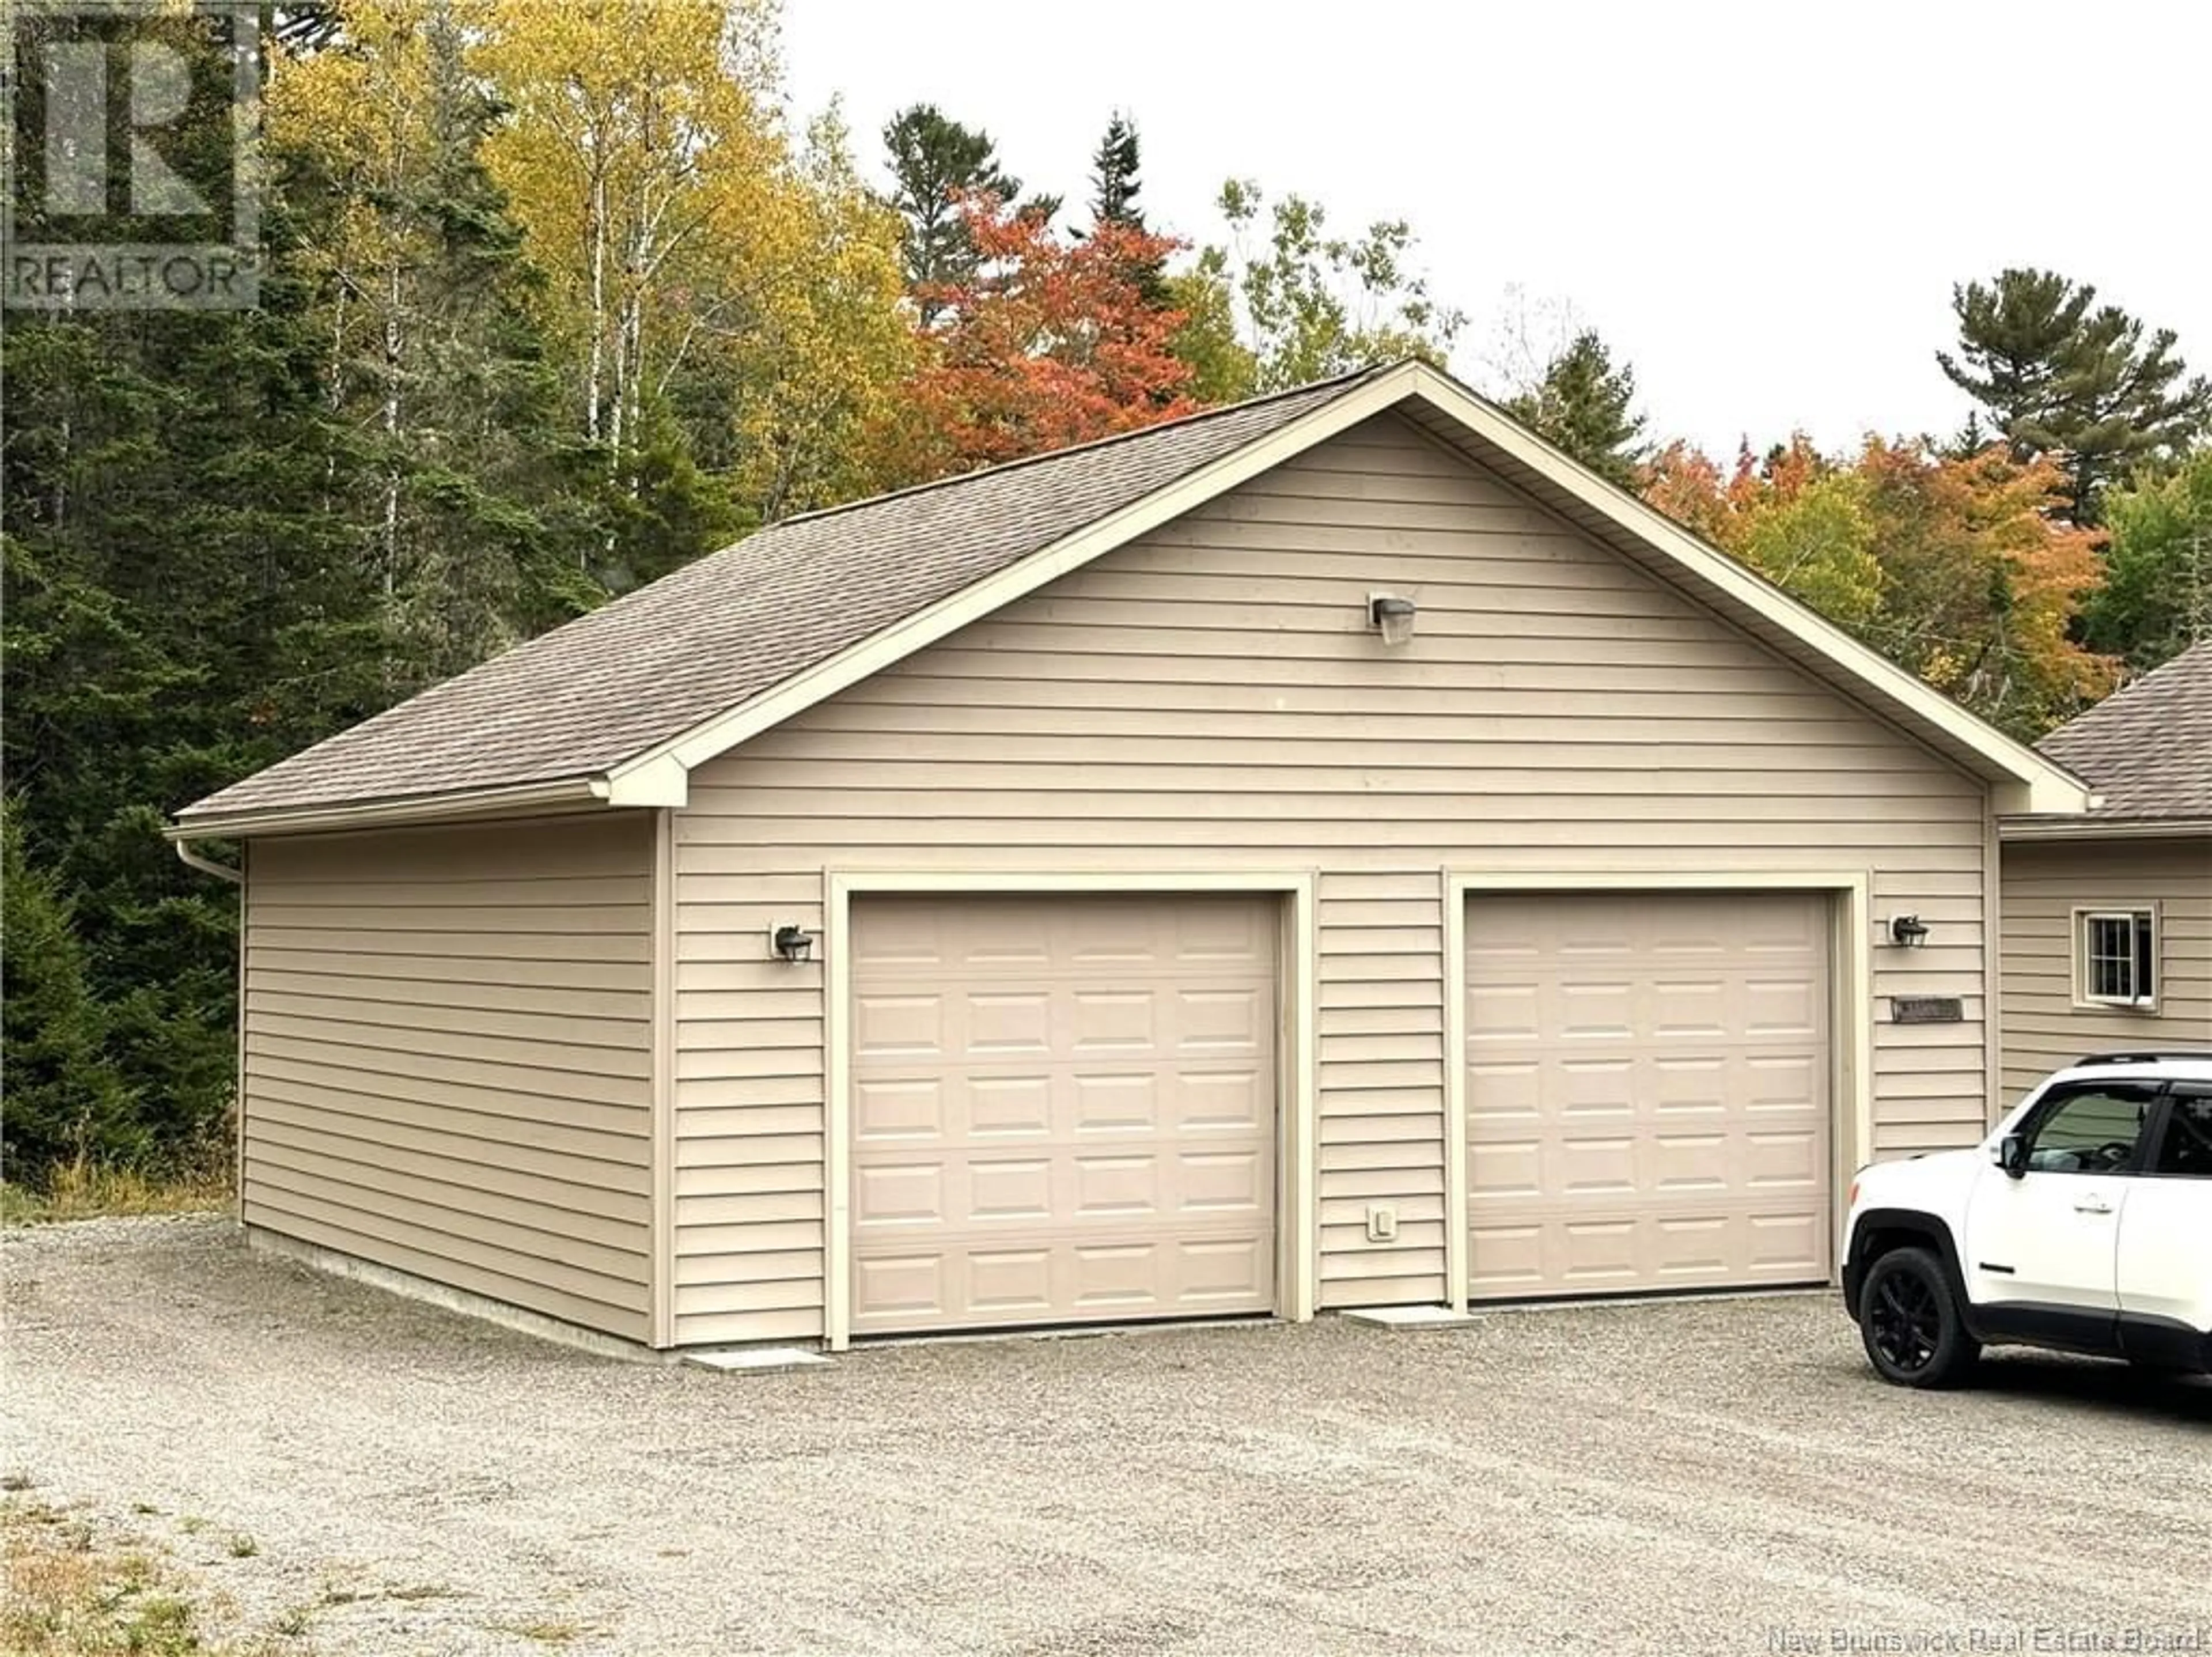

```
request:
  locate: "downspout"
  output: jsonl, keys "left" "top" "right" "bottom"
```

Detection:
{"left": 174, "top": 837, "right": 247, "bottom": 1228}
{"left": 175, "top": 839, "right": 243, "bottom": 884}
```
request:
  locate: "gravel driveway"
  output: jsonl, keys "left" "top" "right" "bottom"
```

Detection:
{"left": 4, "top": 1216, "right": 2206, "bottom": 1655}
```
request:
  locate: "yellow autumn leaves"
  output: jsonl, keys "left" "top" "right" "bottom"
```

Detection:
{"left": 274, "top": 0, "right": 912, "bottom": 521}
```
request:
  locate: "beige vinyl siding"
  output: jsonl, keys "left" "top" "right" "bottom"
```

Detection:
{"left": 1315, "top": 870, "right": 1448, "bottom": 1299}
{"left": 243, "top": 815, "right": 656, "bottom": 1342}
{"left": 671, "top": 413, "right": 1993, "bottom": 1344}
{"left": 1999, "top": 836, "right": 2212, "bottom": 1104}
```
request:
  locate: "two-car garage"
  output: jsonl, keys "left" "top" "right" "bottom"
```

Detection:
{"left": 836, "top": 884, "right": 1836, "bottom": 1339}
{"left": 190, "top": 366, "right": 2063, "bottom": 1354}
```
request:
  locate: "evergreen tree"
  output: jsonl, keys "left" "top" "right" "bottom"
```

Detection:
{"left": 1084, "top": 112, "right": 1165, "bottom": 307}
{"left": 1, "top": 802, "right": 137, "bottom": 1177}
{"left": 1505, "top": 330, "right": 1650, "bottom": 487}
{"left": 1938, "top": 269, "right": 2210, "bottom": 524}
{"left": 2050, "top": 307, "right": 2212, "bottom": 523}
{"left": 1936, "top": 270, "right": 2088, "bottom": 446}
{"left": 883, "top": 104, "right": 1022, "bottom": 320}
{"left": 1941, "top": 408, "right": 1988, "bottom": 461}
{"left": 3, "top": 10, "right": 378, "bottom": 1175}
{"left": 1, "top": 298, "right": 362, "bottom": 1169}
{"left": 1090, "top": 113, "right": 1144, "bottom": 227}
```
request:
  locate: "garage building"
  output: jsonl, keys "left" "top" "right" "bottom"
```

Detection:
{"left": 171, "top": 361, "right": 2090, "bottom": 1352}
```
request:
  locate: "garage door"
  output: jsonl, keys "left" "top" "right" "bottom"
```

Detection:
{"left": 849, "top": 892, "right": 1279, "bottom": 1336}
{"left": 1464, "top": 891, "right": 1831, "bottom": 1297}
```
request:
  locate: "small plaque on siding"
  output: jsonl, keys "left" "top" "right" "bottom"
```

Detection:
{"left": 1892, "top": 995, "right": 1964, "bottom": 1024}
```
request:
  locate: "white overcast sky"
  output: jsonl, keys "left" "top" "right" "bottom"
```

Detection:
{"left": 782, "top": 0, "right": 2212, "bottom": 460}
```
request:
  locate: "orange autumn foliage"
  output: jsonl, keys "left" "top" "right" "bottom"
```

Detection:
{"left": 1639, "top": 434, "right": 2116, "bottom": 736}
{"left": 1641, "top": 434, "right": 1832, "bottom": 554}
{"left": 1852, "top": 439, "right": 2116, "bottom": 727}
{"left": 869, "top": 196, "right": 1199, "bottom": 486}
{"left": 1639, "top": 439, "right": 1738, "bottom": 548}
{"left": 1643, "top": 436, "right": 1887, "bottom": 628}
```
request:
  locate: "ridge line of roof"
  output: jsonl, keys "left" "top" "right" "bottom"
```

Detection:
{"left": 768, "top": 361, "right": 1399, "bottom": 533}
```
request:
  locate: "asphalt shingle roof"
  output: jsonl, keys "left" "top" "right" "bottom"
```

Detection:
{"left": 181, "top": 369, "right": 1385, "bottom": 823}
{"left": 2036, "top": 640, "right": 2212, "bottom": 820}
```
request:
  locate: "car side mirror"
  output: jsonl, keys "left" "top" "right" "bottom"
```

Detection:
{"left": 1998, "top": 1133, "right": 2031, "bottom": 1180}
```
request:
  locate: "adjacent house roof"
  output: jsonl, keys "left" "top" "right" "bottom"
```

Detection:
{"left": 174, "top": 360, "right": 2089, "bottom": 837}
{"left": 2013, "top": 640, "right": 2212, "bottom": 836}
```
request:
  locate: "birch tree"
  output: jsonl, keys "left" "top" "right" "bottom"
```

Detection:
{"left": 274, "top": 0, "right": 590, "bottom": 682}
{"left": 475, "top": 0, "right": 908, "bottom": 543}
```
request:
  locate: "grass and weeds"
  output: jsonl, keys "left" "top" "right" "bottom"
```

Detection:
{"left": 1, "top": 1158, "right": 230, "bottom": 1227}
{"left": 272, "top": 1606, "right": 314, "bottom": 1638}
{"left": 1, "top": 1495, "right": 272, "bottom": 1655}
{"left": 5, "top": 1496, "right": 569, "bottom": 1652}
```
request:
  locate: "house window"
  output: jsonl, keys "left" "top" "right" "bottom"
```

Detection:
{"left": 2074, "top": 907, "right": 2158, "bottom": 1009}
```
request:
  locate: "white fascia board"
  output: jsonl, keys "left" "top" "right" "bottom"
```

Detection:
{"left": 1395, "top": 368, "right": 2094, "bottom": 815}
{"left": 601, "top": 364, "right": 1429, "bottom": 786}
{"left": 1992, "top": 776, "right": 2105, "bottom": 816}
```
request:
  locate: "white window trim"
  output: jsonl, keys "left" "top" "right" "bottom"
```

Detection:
{"left": 2071, "top": 903, "right": 2160, "bottom": 1012}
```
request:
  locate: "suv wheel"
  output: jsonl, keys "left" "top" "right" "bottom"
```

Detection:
{"left": 1859, "top": 1247, "right": 1979, "bottom": 1388}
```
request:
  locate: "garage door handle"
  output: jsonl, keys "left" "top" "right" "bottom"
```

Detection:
{"left": 2073, "top": 1198, "right": 2112, "bottom": 1215}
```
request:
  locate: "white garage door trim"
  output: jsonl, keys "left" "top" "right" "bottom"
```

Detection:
{"left": 824, "top": 870, "right": 1319, "bottom": 1351}
{"left": 1441, "top": 870, "right": 1872, "bottom": 1309}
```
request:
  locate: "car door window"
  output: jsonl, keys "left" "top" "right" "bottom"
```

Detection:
{"left": 2146, "top": 1085, "right": 2212, "bottom": 1179}
{"left": 2020, "top": 1084, "right": 2158, "bottom": 1174}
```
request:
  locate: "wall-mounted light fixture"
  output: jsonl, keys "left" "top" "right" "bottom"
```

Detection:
{"left": 1888, "top": 914, "right": 1930, "bottom": 948}
{"left": 1368, "top": 592, "right": 1417, "bottom": 647}
{"left": 770, "top": 924, "right": 817, "bottom": 963}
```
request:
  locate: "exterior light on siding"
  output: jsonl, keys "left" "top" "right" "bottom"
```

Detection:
{"left": 1368, "top": 593, "right": 1417, "bottom": 646}
{"left": 770, "top": 924, "right": 817, "bottom": 963}
{"left": 1887, "top": 914, "right": 1930, "bottom": 948}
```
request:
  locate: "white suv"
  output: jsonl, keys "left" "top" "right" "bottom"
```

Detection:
{"left": 1843, "top": 1051, "right": 2212, "bottom": 1387}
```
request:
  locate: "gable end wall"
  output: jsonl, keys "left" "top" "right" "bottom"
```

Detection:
{"left": 668, "top": 413, "right": 1995, "bottom": 1346}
